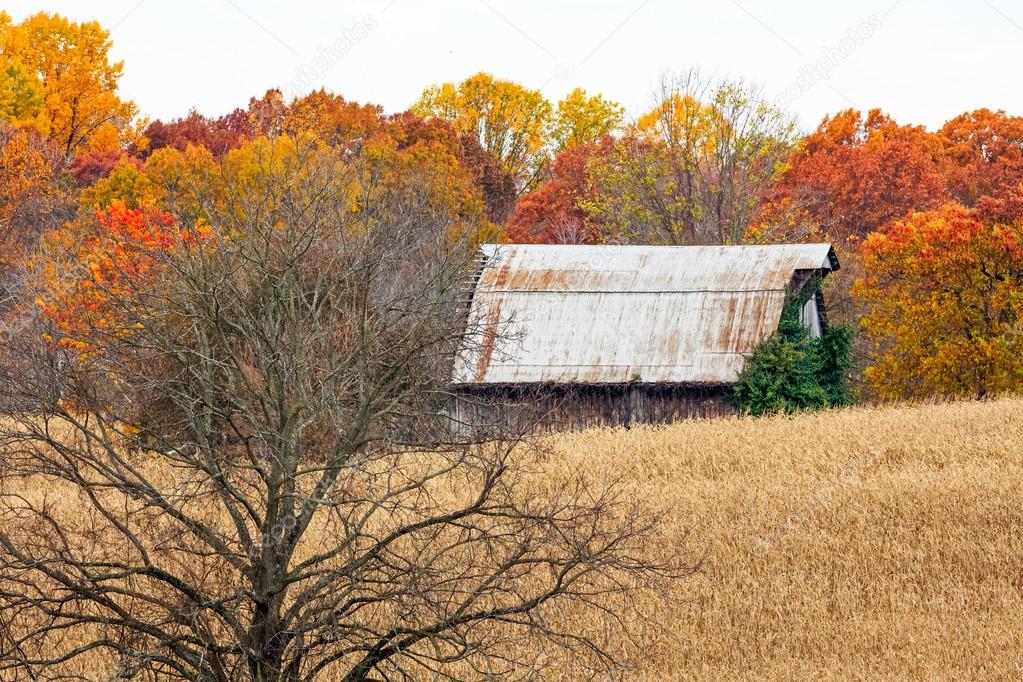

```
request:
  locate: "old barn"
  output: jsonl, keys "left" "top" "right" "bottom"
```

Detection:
{"left": 451, "top": 243, "right": 839, "bottom": 432}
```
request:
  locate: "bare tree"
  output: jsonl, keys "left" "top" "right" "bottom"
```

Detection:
{"left": 0, "top": 137, "right": 683, "bottom": 681}
{"left": 591, "top": 70, "right": 797, "bottom": 245}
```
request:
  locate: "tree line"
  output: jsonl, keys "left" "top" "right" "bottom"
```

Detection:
{"left": 4, "top": 11, "right": 1023, "bottom": 398}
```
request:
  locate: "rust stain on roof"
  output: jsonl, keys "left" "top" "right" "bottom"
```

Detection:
{"left": 717, "top": 295, "right": 740, "bottom": 354}
{"left": 474, "top": 298, "right": 502, "bottom": 383}
{"left": 492, "top": 260, "right": 512, "bottom": 288}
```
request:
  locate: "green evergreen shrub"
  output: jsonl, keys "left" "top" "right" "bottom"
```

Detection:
{"left": 731, "top": 284, "right": 853, "bottom": 415}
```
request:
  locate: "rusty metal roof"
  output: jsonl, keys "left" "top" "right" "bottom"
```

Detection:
{"left": 453, "top": 243, "right": 838, "bottom": 386}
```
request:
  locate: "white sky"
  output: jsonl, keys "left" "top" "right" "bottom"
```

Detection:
{"left": 6, "top": 0, "right": 1023, "bottom": 131}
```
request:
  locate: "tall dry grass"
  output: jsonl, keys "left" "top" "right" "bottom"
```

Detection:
{"left": 540, "top": 397, "right": 1023, "bottom": 680}
{"left": 3, "top": 398, "right": 1022, "bottom": 679}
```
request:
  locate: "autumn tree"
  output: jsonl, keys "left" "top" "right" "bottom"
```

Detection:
{"left": 550, "top": 87, "right": 624, "bottom": 151}
{"left": 855, "top": 191, "right": 1023, "bottom": 400}
{"left": 36, "top": 203, "right": 206, "bottom": 352}
{"left": 77, "top": 155, "right": 158, "bottom": 210}
{"left": 247, "top": 88, "right": 288, "bottom": 138}
{"left": 413, "top": 72, "right": 553, "bottom": 192}
{"left": 940, "top": 108, "right": 1023, "bottom": 206}
{"left": 386, "top": 111, "right": 517, "bottom": 224}
{"left": 270, "top": 90, "right": 515, "bottom": 221}
{"left": 358, "top": 129, "right": 491, "bottom": 241}
{"left": 142, "top": 107, "right": 254, "bottom": 158}
{"left": 282, "top": 89, "right": 383, "bottom": 152}
{"left": 0, "top": 12, "right": 138, "bottom": 157}
{"left": 507, "top": 138, "right": 610, "bottom": 243}
{"left": 69, "top": 148, "right": 131, "bottom": 186}
{"left": 585, "top": 71, "right": 795, "bottom": 245}
{"left": 0, "top": 134, "right": 678, "bottom": 680}
{"left": 509, "top": 72, "right": 794, "bottom": 247}
{"left": 0, "top": 122, "right": 74, "bottom": 307}
{"left": 0, "top": 52, "right": 44, "bottom": 127}
{"left": 762, "top": 108, "right": 948, "bottom": 244}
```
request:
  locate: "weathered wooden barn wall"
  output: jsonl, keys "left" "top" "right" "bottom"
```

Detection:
{"left": 450, "top": 383, "right": 734, "bottom": 434}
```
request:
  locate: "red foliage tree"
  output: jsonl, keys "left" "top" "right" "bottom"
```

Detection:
{"left": 975, "top": 181, "right": 1023, "bottom": 224}
{"left": 506, "top": 141, "right": 606, "bottom": 243}
{"left": 70, "top": 149, "right": 138, "bottom": 186}
{"left": 142, "top": 108, "right": 254, "bottom": 158}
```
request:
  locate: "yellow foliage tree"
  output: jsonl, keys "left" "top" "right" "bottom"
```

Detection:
{"left": 142, "top": 144, "right": 218, "bottom": 214}
{"left": 585, "top": 72, "right": 794, "bottom": 245}
{"left": 0, "top": 11, "right": 138, "bottom": 157}
{"left": 855, "top": 195, "right": 1023, "bottom": 400}
{"left": 413, "top": 72, "right": 552, "bottom": 192}
{"left": 0, "top": 53, "right": 44, "bottom": 128}
{"left": 79, "top": 158, "right": 154, "bottom": 211}
{"left": 77, "top": 144, "right": 218, "bottom": 214}
{"left": 551, "top": 87, "right": 623, "bottom": 151}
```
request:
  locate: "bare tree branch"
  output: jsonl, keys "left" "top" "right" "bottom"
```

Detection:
{"left": 0, "top": 136, "right": 688, "bottom": 681}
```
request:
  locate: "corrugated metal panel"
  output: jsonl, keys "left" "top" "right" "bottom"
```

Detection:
{"left": 453, "top": 243, "right": 837, "bottom": 385}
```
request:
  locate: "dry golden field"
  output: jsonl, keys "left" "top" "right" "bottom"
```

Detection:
{"left": 4, "top": 398, "right": 1023, "bottom": 680}
{"left": 541, "top": 397, "right": 1023, "bottom": 680}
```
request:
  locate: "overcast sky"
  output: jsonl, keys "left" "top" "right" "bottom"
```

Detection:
{"left": 6, "top": 0, "right": 1022, "bottom": 131}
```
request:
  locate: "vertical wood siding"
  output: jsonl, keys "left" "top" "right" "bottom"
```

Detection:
{"left": 450, "top": 384, "right": 734, "bottom": 435}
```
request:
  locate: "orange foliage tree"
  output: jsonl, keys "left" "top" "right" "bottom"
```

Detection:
{"left": 383, "top": 111, "right": 516, "bottom": 224}
{"left": 0, "top": 122, "right": 74, "bottom": 302}
{"left": 763, "top": 109, "right": 948, "bottom": 244}
{"left": 0, "top": 11, "right": 138, "bottom": 157}
{"left": 37, "top": 203, "right": 208, "bottom": 351}
{"left": 940, "top": 108, "right": 1023, "bottom": 206}
{"left": 283, "top": 89, "right": 383, "bottom": 151}
{"left": 854, "top": 192, "right": 1023, "bottom": 400}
